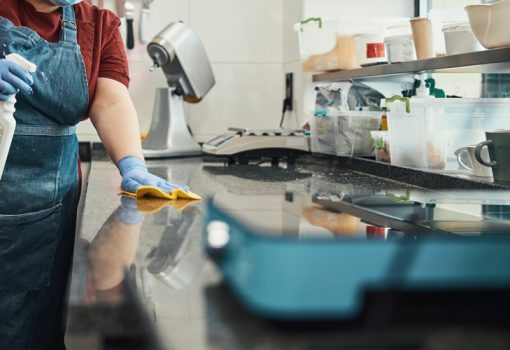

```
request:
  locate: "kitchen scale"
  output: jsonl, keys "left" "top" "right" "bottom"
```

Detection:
{"left": 202, "top": 128, "right": 310, "bottom": 164}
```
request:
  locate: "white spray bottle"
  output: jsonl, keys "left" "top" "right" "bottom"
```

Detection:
{"left": 0, "top": 54, "right": 37, "bottom": 180}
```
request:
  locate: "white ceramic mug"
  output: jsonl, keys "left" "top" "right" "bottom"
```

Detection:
{"left": 457, "top": 145, "right": 493, "bottom": 178}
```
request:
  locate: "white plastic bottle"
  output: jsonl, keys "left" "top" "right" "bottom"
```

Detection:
{"left": 411, "top": 76, "right": 435, "bottom": 134}
{"left": 0, "top": 54, "right": 37, "bottom": 180}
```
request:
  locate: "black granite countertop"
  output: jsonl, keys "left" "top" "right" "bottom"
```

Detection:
{"left": 66, "top": 154, "right": 510, "bottom": 349}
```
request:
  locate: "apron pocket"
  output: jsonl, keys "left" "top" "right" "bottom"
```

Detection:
{"left": 0, "top": 204, "right": 62, "bottom": 291}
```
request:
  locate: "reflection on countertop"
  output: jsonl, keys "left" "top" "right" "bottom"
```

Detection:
{"left": 67, "top": 156, "right": 510, "bottom": 349}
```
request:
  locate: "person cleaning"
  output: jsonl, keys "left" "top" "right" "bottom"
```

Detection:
{"left": 0, "top": 0, "right": 190, "bottom": 347}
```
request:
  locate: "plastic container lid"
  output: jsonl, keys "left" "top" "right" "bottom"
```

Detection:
{"left": 353, "top": 33, "right": 385, "bottom": 43}
{"left": 384, "top": 34, "right": 413, "bottom": 44}
{"left": 442, "top": 22, "right": 472, "bottom": 33}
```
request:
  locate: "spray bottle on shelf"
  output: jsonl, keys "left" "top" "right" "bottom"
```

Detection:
{"left": 411, "top": 75, "right": 435, "bottom": 136}
{"left": 412, "top": 75, "right": 434, "bottom": 100}
{"left": 412, "top": 75, "right": 446, "bottom": 169}
{"left": 0, "top": 54, "right": 37, "bottom": 180}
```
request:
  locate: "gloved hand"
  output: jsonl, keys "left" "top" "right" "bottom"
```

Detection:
{"left": 0, "top": 59, "right": 34, "bottom": 101}
{"left": 119, "top": 156, "right": 190, "bottom": 194}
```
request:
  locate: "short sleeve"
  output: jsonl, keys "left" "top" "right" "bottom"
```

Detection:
{"left": 98, "top": 17, "right": 130, "bottom": 88}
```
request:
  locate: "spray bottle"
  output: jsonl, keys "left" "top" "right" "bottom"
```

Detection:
{"left": 0, "top": 54, "right": 37, "bottom": 180}
{"left": 412, "top": 75, "right": 434, "bottom": 132}
{"left": 412, "top": 74, "right": 445, "bottom": 169}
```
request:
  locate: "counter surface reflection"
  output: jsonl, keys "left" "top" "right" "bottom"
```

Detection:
{"left": 67, "top": 157, "right": 510, "bottom": 349}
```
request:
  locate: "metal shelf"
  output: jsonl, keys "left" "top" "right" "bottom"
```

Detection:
{"left": 313, "top": 47, "right": 510, "bottom": 82}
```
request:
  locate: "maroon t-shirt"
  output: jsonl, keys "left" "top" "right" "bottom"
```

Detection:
{"left": 0, "top": 0, "right": 130, "bottom": 110}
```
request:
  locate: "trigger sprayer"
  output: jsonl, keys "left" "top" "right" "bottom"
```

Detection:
{"left": 0, "top": 54, "right": 37, "bottom": 180}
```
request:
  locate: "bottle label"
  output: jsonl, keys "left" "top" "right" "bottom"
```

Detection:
{"left": 367, "top": 43, "right": 386, "bottom": 58}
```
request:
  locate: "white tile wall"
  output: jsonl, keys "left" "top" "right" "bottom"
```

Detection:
{"left": 188, "top": 63, "right": 284, "bottom": 141}
{"left": 78, "top": 0, "right": 301, "bottom": 143}
{"left": 190, "top": 0, "right": 284, "bottom": 63}
{"left": 186, "top": 0, "right": 304, "bottom": 140}
{"left": 303, "top": 0, "right": 414, "bottom": 18}
{"left": 283, "top": 0, "right": 302, "bottom": 64}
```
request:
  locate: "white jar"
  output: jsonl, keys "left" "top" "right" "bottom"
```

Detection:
{"left": 353, "top": 33, "right": 387, "bottom": 66}
{"left": 384, "top": 34, "right": 416, "bottom": 63}
{"left": 442, "top": 22, "right": 484, "bottom": 55}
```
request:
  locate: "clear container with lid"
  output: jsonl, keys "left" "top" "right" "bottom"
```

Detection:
{"left": 384, "top": 34, "right": 416, "bottom": 63}
{"left": 442, "top": 22, "right": 484, "bottom": 55}
{"left": 386, "top": 97, "right": 510, "bottom": 171}
{"left": 384, "top": 23, "right": 415, "bottom": 63}
{"left": 353, "top": 33, "right": 387, "bottom": 67}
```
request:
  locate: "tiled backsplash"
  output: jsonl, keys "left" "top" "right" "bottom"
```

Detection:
{"left": 77, "top": 0, "right": 302, "bottom": 143}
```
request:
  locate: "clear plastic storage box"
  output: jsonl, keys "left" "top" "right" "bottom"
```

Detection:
{"left": 310, "top": 114, "right": 337, "bottom": 155}
{"left": 311, "top": 111, "right": 381, "bottom": 157}
{"left": 335, "top": 111, "right": 381, "bottom": 157}
{"left": 386, "top": 97, "right": 510, "bottom": 171}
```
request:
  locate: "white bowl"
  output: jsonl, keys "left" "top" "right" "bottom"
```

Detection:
{"left": 465, "top": 0, "right": 510, "bottom": 49}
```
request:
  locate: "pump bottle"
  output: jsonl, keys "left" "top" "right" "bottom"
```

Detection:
{"left": 0, "top": 54, "right": 37, "bottom": 180}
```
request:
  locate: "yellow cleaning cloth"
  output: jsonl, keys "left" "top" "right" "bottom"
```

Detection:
{"left": 122, "top": 186, "right": 203, "bottom": 201}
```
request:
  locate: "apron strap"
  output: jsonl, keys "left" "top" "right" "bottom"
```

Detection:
{"left": 15, "top": 124, "right": 77, "bottom": 136}
{"left": 60, "top": 6, "right": 78, "bottom": 44}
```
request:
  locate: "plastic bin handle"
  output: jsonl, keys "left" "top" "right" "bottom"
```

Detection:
{"left": 299, "top": 17, "right": 323, "bottom": 31}
{"left": 386, "top": 190, "right": 411, "bottom": 202}
{"left": 385, "top": 96, "right": 411, "bottom": 114}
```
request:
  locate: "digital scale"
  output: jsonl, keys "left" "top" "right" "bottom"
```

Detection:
{"left": 202, "top": 128, "right": 310, "bottom": 163}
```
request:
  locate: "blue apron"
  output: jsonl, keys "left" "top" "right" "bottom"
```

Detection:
{"left": 0, "top": 7, "right": 88, "bottom": 349}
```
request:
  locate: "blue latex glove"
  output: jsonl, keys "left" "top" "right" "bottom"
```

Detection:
{"left": 0, "top": 59, "right": 34, "bottom": 101}
{"left": 119, "top": 156, "right": 190, "bottom": 194}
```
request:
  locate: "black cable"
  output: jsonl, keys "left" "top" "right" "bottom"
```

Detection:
{"left": 414, "top": 0, "right": 421, "bottom": 17}
{"left": 280, "top": 97, "right": 291, "bottom": 129}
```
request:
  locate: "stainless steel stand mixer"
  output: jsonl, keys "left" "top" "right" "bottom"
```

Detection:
{"left": 143, "top": 22, "right": 215, "bottom": 158}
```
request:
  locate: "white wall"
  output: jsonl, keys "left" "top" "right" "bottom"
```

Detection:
{"left": 304, "top": 0, "right": 414, "bottom": 18}
{"left": 78, "top": 0, "right": 303, "bottom": 142}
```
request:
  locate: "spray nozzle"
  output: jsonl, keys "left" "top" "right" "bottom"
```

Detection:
{"left": 414, "top": 75, "right": 430, "bottom": 97}
{"left": 6, "top": 54, "right": 37, "bottom": 73}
